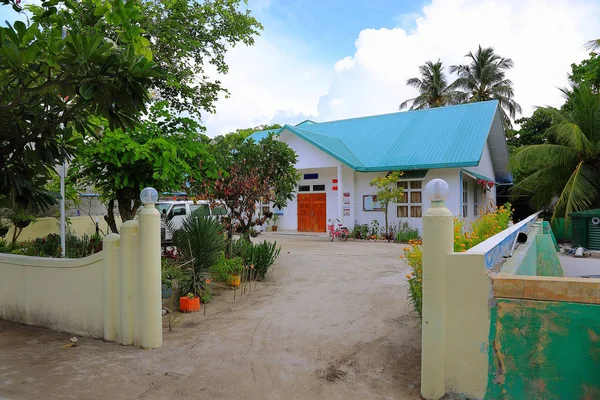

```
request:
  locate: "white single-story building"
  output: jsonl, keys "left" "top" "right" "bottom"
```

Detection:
{"left": 248, "top": 100, "right": 511, "bottom": 235}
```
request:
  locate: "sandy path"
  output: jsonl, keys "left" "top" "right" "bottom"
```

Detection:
{"left": 0, "top": 233, "right": 422, "bottom": 400}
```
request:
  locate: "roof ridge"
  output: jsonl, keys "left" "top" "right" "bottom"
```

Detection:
{"left": 308, "top": 100, "right": 499, "bottom": 126}
{"left": 293, "top": 126, "right": 364, "bottom": 167}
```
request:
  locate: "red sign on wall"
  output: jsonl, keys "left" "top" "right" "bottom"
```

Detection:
{"left": 332, "top": 186, "right": 338, "bottom": 191}
{"left": 332, "top": 178, "right": 338, "bottom": 184}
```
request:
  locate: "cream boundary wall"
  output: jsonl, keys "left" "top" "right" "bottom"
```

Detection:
{"left": 0, "top": 252, "right": 104, "bottom": 337}
{"left": 5, "top": 215, "right": 123, "bottom": 242}
{"left": 0, "top": 210, "right": 161, "bottom": 349}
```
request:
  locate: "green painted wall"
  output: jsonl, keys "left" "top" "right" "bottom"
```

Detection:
{"left": 516, "top": 234, "right": 563, "bottom": 277}
{"left": 551, "top": 218, "right": 572, "bottom": 241}
{"left": 486, "top": 299, "right": 600, "bottom": 400}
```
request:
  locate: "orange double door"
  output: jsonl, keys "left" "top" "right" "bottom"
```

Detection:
{"left": 297, "top": 193, "right": 327, "bottom": 232}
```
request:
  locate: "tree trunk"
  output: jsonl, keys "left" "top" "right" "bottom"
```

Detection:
{"left": 105, "top": 199, "right": 119, "bottom": 234}
{"left": 384, "top": 203, "right": 390, "bottom": 242}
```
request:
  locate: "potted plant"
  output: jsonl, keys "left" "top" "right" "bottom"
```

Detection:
{"left": 210, "top": 255, "right": 243, "bottom": 287}
{"left": 270, "top": 213, "right": 280, "bottom": 232}
{"left": 179, "top": 292, "right": 200, "bottom": 312}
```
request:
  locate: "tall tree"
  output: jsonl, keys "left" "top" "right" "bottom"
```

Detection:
{"left": 369, "top": 171, "right": 404, "bottom": 241}
{"left": 70, "top": 102, "right": 217, "bottom": 233}
{"left": 450, "top": 46, "right": 522, "bottom": 127}
{"left": 399, "top": 60, "right": 465, "bottom": 110}
{"left": 194, "top": 135, "right": 299, "bottom": 240}
{"left": 38, "top": 0, "right": 263, "bottom": 118}
{"left": 570, "top": 46, "right": 600, "bottom": 92}
{"left": 0, "top": 0, "right": 157, "bottom": 210}
{"left": 510, "top": 84, "right": 600, "bottom": 222}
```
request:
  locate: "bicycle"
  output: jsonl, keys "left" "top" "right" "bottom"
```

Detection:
{"left": 328, "top": 218, "right": 349, "bottom": 242}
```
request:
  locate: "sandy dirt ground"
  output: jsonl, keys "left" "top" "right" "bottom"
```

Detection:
{"left": 0, "top": 233, "right": 422, "bottom": 400}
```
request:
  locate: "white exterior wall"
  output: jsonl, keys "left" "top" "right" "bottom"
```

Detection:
{"left": 353, "top": 169, "right": 461, "bottom": 235}
{"left": 462, "top": 140, "right": 499, "bottom": 225}
{"left": 276, "top": 128, "right": 502, "bottom": 235}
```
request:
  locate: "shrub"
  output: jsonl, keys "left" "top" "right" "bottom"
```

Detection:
{"left": 211, "top": 255, "right": 244, "bottom": 283}
{"left": 403, "top": 204, "right": 513, "bottom": 317}
{"left": 454, "top": 203, "right": 513, "bottom": 252}
{"left": 172, "top": 215, "right": 225, "bottom": 273}
{"left": 395, "top": 221, "right": 420, "bottom": 243}
{"left": 250, "top": 240, "right": 281, "bottom": 280}
{"left": 402, "top": 241, "right": 422, "bottom": 317}
{"left": 0, "top": 232, "right": 103, "bottom": 258}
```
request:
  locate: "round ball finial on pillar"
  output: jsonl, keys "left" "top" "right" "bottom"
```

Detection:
{"left": 425, "top": 178, "right": 450, "bottom": 205}
{"left": 138, "top": 187, "right": 162, "bottom": 349}
{"left": 421, "top": 178, "right": 453, "bottom": 399}
{"left": 140, "top": 187, "right": 158, "bottom": 205}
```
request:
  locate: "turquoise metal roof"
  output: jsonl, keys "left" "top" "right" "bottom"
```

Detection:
{"left": 462, "top": 169, "right": 495, "bottom": 184}
{"left": 247, "top": 128, "right": 280, "bottom": 142}
{"left": 284, "top": 101, "right": 500, "bottom": 172}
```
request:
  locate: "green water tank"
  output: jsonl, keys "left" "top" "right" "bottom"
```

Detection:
{"left": 570, "top": 209, "right": 600, "bottom": 250}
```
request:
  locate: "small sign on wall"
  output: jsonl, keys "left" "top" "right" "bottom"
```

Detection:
{"left": 363, "top": 194, "right": 383, "bottom": 211}
{"left": 332, "top": 178, "right": 338, "bottom": 184}
{"left": 343, "top": 208, "right": 350, "bottom": 216}
{"left": 332, "top": 186, "right": 338, "bottom": 191}
{"left": 343, "top": 192, "right": 350, "bottom": 204}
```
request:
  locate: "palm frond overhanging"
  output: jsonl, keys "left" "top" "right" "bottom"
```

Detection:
{"left": 399, "top": 60, "right": 466, "bottom": 111}
{"left": 449, "top": 46, "right": 522, "bottom": 128}
{"left": 510, "top": 84, "right": 600, "bottom": 222}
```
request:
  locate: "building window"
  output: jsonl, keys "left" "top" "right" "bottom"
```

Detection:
{"left": 312, "top": 184, "right": 325, "bottom": 191}
{"left": 303, "top": 173, "right": 318, "bottom": 180}
{"left": 473, "top": 184, "right": 480, "bottom": 216}
{"left": 396, "top": 180, "right": 422, "bottom": 218}
{"left": 298, "top": 185, "right": 310, "bottom": 192}
{"left": 462, "top": 179, "right": 468, "bottom": 217}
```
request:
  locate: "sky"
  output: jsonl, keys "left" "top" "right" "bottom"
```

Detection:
{"left": 199, "top": 0, "right": 600, "bottom": 136}
{"left": 3, "top": 0, "right": 600, "bottom": 136}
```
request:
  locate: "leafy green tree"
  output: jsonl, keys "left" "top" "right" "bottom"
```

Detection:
{"left": 369, "top": 171, "right": 405, "bottom": 241}
{"left": 511, "top": 84, "right": 600, "bottom": 222}
{"left": 194, "top": 134, "right": 299, "bottom": 240}
{"left": 399, "top": 60, "right": 466, "bottom": 110}
{"left": 507, "top": 109, "right": 553, "bottom": 152}
{"left": 570, "top": 51, "right": 600, "bottom": 92}
{"left": 450, "top": 46, "right": 522, "bottom": 127}
{"left": 37, "top": 0, "right": 263, "bottom": 117}
{"left": 0, "top": 0, "right": 157, "bottom": 210}
{"left": 70, "top": 102, "right": 217, "bottom": 233}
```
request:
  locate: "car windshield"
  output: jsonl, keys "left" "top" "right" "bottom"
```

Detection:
{"left": 155, "top": 203, "right": 171, "bottom": 215}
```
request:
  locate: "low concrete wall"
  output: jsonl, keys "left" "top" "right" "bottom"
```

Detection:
{"left": 486, "top": 299, "right": 600, "bottom": 400}
{"left": 5, "top": 216, "right": 122, "bottom": 242}
{"left": 0, "top": 209, "right": 162, "bottom": 349}
{"left": 0, "top": 252, "right": 104, "bottom": 337}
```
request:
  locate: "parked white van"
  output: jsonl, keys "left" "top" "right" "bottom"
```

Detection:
{"left": 158, "top": 200, "right": 227, "bottom": 244}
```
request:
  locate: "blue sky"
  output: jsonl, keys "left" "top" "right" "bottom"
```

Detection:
{"left": 248, "top": 0, "right": 426, "bottom": 63}
{"left": 2, "top": 0, "right": 599, "bottom": 136}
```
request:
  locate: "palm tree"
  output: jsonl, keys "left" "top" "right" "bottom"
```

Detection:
{"left": 450, "top": 46, "right": 522, "bottom": 127}
{"left": 399, "top": 60, "right": 466, "bottom": 111}
{"left": 585, "top": 39, "right": 600, "bottom": 51}
{"left": 511, "top": 84, "right": 600, "bottom": 222}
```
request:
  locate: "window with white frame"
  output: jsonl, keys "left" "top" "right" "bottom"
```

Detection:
{"left": 396, "top": 181, "right": 423, "bottom": 218}
{"left": 473, "top": 184, "right": 481, "bottom": 216}
{"left": 462, "top": 179, "right": 469, "bottom": 217}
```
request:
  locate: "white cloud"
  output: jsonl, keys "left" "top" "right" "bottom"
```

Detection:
{"left": 204, "top": 0, "right": 600, "bottom": 135}
{"left": 201, "top": 32, "right": 332, "bottom": 136}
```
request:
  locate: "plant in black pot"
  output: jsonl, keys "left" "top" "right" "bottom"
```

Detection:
{"left": 7, "top": 209, "right": 37, "bottom": 245}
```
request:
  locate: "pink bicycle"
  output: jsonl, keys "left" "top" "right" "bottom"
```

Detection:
{"left": 328, "top": 219, "right": 349, "bottom": 241}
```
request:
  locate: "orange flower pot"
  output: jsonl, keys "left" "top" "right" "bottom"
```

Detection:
{"left": 228, "top": 274, "right": 241, "bottom": 287}
{"left": 179, "top": 296, "right": 200, "bottom": 312}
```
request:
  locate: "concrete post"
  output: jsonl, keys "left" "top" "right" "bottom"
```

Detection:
{"left": 102, "top": 234, "right": 120, "bottom": 342}
{"left": 119, "top": 220, "right": 138, "bottom": 345}
{"left": 421, "top": 179, "right": 453, "bottom": 400}
{"left": 138, "top": 196, "right": 162, "bottom": 349}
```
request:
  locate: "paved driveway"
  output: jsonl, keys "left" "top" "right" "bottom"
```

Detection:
{"left": 0, "top": 234, "right": 421, "bottom": 400}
